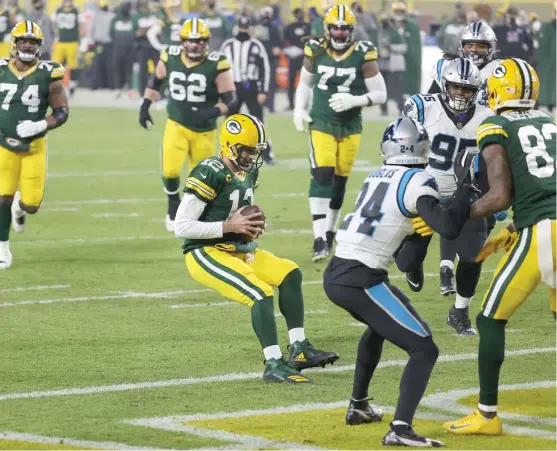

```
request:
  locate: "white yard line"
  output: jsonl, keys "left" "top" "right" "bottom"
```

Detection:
{"left": 0, "top": 285, "right": 70, "bottom": 293}
{"left": 0, "top": 431, "right": 165, "bottom": 450}
{"left": 91, "top": 212, "right": 141, "bottom": 218}
{"left": 0, "top": 348, "right": 553, "bottom": 402}
{"left": 50, "top": 149, "right": 130, "bottom": 155}
{"left": 421, "top": 381, "right": 557, "bottom": 425}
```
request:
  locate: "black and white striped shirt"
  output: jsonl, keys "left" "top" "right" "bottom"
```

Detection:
{"left": 220, "top": 37, "right": 271, "bottom": 94}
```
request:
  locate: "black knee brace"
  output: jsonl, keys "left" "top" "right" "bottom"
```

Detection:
{"left": 330, "top": 175, "right": 348, "bottom": 210}
{"left": 311, "top": 166, "right": 335, "bottom": 186}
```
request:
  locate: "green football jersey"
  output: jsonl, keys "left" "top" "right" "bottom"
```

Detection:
{"left": 477, "top": 110, "right": 556, "bottom": 229}
{"left": 0, "top": 10, "right": 10, "bottom": 42}
{"left": 161, "top": 19, "right": 182, "bottom": 46}
{"left": 55, "top": 7, "right": 79, "bottom": 43}
{"left": 0, "top": 58, "right": 65, "bottom": 151}
{"left": 182, "top": 156, "right": 259, "bottom": 254}
{"left": 304, "top": 39, "right": 378, "bottom": 138}
{"left": 161, "top": 46, "right": 231, "bottom": 132}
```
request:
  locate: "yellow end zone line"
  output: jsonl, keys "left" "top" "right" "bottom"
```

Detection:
{"left": 0, "top": 347, "right": 554, "bottom": 402}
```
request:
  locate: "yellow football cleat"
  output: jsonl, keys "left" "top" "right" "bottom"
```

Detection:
{"left": 443, "top": 409, "right": 503, "bottom": 435}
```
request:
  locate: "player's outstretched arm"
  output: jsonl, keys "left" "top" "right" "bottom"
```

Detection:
{"left": 415, "top": 191, "right": 471, "bottom": 240}
{"left": 469, "top": 144, "right": 512, "bottom": 220}
{"left": 16, "top": 80, "right": 69, "bottom": 139}
{"left": 139, "top": 59, "right": 167, "bottom": 129}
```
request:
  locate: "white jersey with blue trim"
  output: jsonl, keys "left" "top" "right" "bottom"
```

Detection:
{"left": 403, "top": 93, "right": 492, "bottom": 196}
{"left": 335, "top": 165, "right": 440, "bottom": 271}
{"left": 430, "top": 58, "right": 501, "bottom": 105}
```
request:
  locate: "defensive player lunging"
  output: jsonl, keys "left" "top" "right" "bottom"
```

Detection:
{"left": 293, "top": 5, "right": 386, "bottom": 262}
{"left": 139, "top": 18, "right": 237, "bottom": 233}
{"left": 404, "top": 58, "right": 492, "bottom": 335}
{"left": 175, "top": 114, "right": 339, "bottom": 384}
{"left": 0, "top": 21, "right": 69, "bottom": 269}
{"left": 324, "top": 117, "right": 475, "bottom": 447}
{"left": 444, "top": 59, "right": 556, "bottom": 435}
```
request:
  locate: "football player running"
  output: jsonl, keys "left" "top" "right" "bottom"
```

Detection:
{"left": 324, "top": 117, "right": 475, "bottom": 447}
{"left": 0, "top": 21, "right": 68, "bottom": 269}
{"left": 403, "top": 58, "right": 493, "bottom": 335}
{"left": 427, "top": 21, "right": 500, "bottom": 293}
{"left": 146, "top": 0, "right": 184, "bottom": 52}
{"left": 139, "top": 18, "right": 237, "bottom": 233}
{"left": 293, "top": 4, "right": 387, "bottom": 262}
{"left": 444, "top": 59, "right": 556, "bottom": 435}
{"left": 174, "top": 114, "right": 339, "bottom": 384}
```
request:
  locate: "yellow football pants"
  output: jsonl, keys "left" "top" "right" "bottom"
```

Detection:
{"left": 0, "top": 41, "right": 9, "bottom": 59}
{"left": 51, "top": 42, "right": 79, "bottom": 70}
{"left": 481, "top": 219, "right": 556, "bottom": 320}
{"left": 161, "top": 119, "right": 216, "bottom": 188}
{"left": 309, "top": 130, "right": 361, "bottom": 177}
{"left": 185, "top": 247, "right": 299, "bottom": 307}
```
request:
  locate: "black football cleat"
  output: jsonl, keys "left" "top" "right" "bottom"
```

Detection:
{"left": 312, "top": 238, "right": 330, "bottom": 262}
{"left": 440, "top": 266, "right": 456, "bottom": 296}
{"left": 383, "top": 422, "right": 444, "bottom": 447}
{"left": 406, "top": 264, "right": 424, "bottom": 292}
{"left": 346, "top": 397, "right": 384, "bottom": 425}
{"left": 447, "top": 306, "right": 477, "bottom": 335}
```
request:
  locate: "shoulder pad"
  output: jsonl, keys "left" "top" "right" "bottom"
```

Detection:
{"left": 404, "top": 94, "right": 437, "bottom": 124}
{"left": 0, "top": 58, "right": 8, "bottom": 67}
{"left": 38, "top": 60, "right": 65, "bottom": 79}
{"left": 431, "top": 58, "right": 447, "bottom": 83}
{"left": 355, "top": 40, "right": 378, "bottom": 61}
{"left": 184, "top": 158, "right": 225, "bottom": 202}
{"left": 166, "top": 45, "right": 182, "bottom": 57}
{"left": 476, "top": 115, "right": 509, "bottom": 147}
{"left": 207, "top": 51, "right": 231, "bottom": 70}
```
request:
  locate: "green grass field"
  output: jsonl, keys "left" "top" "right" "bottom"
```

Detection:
{"left": 0, "top": 109, "right": 555, "bottom": 450}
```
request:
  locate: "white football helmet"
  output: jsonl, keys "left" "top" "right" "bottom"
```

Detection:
{"left": 381, "top": 117, "right": 430, "bottom": 166}
{"left": 441, "top": 58, "right": 482, "bottom": 112}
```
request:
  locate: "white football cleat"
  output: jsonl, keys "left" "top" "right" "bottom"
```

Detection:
{"left": 165, "top": 214, "right": 175, "bottom": 233}
{"left": 0, "top": 241, "right": 13, "bottom": 269}
{"left": 11, "top": 191, "right": 26, "bottom": 233}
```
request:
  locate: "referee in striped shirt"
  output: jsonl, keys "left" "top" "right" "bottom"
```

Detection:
{"left": 221, "top": 16, "right": 274, "bottom": 163}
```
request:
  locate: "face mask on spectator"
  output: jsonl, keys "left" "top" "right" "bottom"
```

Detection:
{"left": 207, "top": 2, "right": 215, "bottom": 10}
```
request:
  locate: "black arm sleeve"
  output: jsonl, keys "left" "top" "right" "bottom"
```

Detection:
{"left": 427, "top": 79, "right": 441, "bottom": 94}
{"left": 416, "top": 188, "right": 472, "bottom": 240}
{"left": 147, "top": 75, "right": 164, "bottom": 91}
{"left": 394, "top": 233, "right": 432, "bottom": 273}
{"left": 220, "top": 90, "right": 238, "bottom": 111}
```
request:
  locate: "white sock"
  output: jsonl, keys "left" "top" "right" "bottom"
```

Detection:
{"left": 478, "top": 403, "right": 498, "bottom": 416}
{"left": 309, "top": 197, "right": 329, "bottom": 240}
{"left": 325, "top": 208, "right": 341, "bottom": 233}
{"left": 288, "top": 327, "right": 306, "bottom": 344}
{"left": 440, "top": 260, "right": 454, "bottom": 271}
{"left": 455, "top": 294, "right": 472, "bottom": 309}
{"left": 392, "top": 420, "right": 409, "bottom": 427}
{"left": 263, "top": 345, "right": 282, "bottom": 360}
{"left": 0, "top": 240, "right": 9, "bottom": 251}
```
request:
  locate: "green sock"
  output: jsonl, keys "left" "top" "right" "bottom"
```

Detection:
{"left": 0, "top": 203, "right": 11, "bottom": 241}
{"left": 278, "top": 268, "right": 304, "bottom": 330}
{"left": 477, "top": 313, "right": 507, "bottom": 407}
{"left": 251, "top": 296, "right": 279, "bottom": 349}
{"left": 162, "top": 177, "right": 180, "bottom": 194}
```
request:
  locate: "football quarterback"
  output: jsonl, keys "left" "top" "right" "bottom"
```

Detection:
{"left": 293, "top": 4, "right": 387, "bottom": 262}
{"left": 175, "top": 114, "right": 339, "bottom": 384}
{"left": 0, "top": 21, "right": 69, "bottom": 269}
{"left": 139, "top": 18, "right": 237, "bottom": 233}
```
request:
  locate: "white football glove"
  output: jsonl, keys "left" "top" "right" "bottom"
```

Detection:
{"left": 17, "top": 120, "right": 48, "bottom": 138}
{"left": 293, "top": 109, "right": 312, "bottom": 132}
{"left": 329, "top": 92, "right": 359, "bottom": 112}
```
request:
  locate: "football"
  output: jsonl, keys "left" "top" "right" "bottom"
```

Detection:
{"left": 240, "top": 205, "right": 266, "bottom": 241}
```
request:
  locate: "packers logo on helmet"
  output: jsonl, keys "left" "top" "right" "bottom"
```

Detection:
{"left": 180, "top": 18, "right": 211, "bottom": 60}
{"left": 487, "top": 58, "right": 539, "bottom": 112}
{"left": 323, "top": 5, "right": 356, "bottom": 51}
{"left": 219, "top": 114, "right": 268, "bottom": 173}
{"left": 10, "top": 21, "right": 44, "bottom": 63}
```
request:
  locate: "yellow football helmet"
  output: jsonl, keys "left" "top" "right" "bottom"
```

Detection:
{"left": 180, "top": 17, "right": 211, "bottom": 60}
{"left": 324, "top": 5, "right": 356, "bottom": 51}
{"left": 487, "top": 58, "right": 539, "bottom": 112}
{"left": 10, "top": 21, "right": 43, "bottom": 62}
{"left": 219, "top": 114, "right": 268, "bottom": 172}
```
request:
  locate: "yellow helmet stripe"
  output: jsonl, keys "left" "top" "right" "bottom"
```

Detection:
{"left": 510, "top": 58, "right": 530, "bottom": 100}
{"left": 241, "top": 113, "right": 266, "bottom": 145}
{"left": 192, "top": 18, "right": 198, "bottom": 35}
{"left": 26, "top": 20, "right": 32, "bottom": 34}
{"left": 338, "top": 5, "right": 345, "bottom": 22}
{"left": 519, "top": 59, "right": 534, "bottom": 100}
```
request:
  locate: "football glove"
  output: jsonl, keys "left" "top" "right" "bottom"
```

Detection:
{"left": 16, "top": 119, "right": 47, "bottom": 138}
{"left": 193, "top": 106, "right": 221, "bottom": 121}
{"left": 453, "top": 148, "right": 477, "bottom": 189}
{"left": 293, "top": 108, "right": 312, "bottom": 132}
{"left": 139, "top": 100, "right": 153, "bottom": 129}
{"left": 475, "top": 227, "right": 518, "bottom": 262}
{"left": 329, "top": 92, "right": 363, "bottom": 112}
{"left": 412, "top": 216, "right": 434, "bottom": 237}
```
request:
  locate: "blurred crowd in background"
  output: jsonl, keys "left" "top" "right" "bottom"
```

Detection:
{"left": 0, "top": 0, "right": 555, "bottom": 112}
